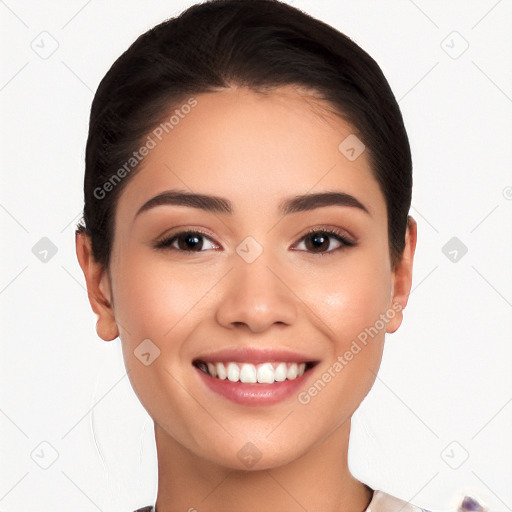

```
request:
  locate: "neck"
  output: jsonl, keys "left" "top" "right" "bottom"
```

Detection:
{"left": 153, "top": 419, "right": 373, "bottom": 512}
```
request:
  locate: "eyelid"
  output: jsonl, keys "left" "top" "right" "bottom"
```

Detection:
{"left": 154, "top": 224, "right": 356, "bottom": 255}
{"left": 154, "top": 227, "right": 219, "bottom": 251}
{"left": 290, "top": 225, "right": 356, "bottom": 255}
{"left": 294, "top": 224, "right": 356, "bottom": 245}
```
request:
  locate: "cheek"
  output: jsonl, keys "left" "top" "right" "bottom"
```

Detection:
{"left": 303, "top": 251, "right": 392, "bottom": 341}
{"left": 111, "top": 253, "right": 200, "bottom": 426}
{"left": 112, "top": 247, "right": 201, "bottom": 339}
{"left": 295, "top": 256, "right": 391, "bottom": 426}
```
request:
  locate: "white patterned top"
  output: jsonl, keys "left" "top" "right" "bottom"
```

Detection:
{"left": 132, "top": 488, "right": 486, "bottom": 511}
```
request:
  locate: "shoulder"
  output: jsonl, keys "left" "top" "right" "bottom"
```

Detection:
{"left": 367, "top": 490, "right": 431, "bottom": 512}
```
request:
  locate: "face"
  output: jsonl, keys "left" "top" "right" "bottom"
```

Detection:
{"left": 78, "top": 85, "right": 415, "bottom": 471}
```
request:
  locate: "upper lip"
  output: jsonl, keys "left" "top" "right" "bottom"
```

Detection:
{"left": 193, "top": 347, "right": 320, "bottom": 364}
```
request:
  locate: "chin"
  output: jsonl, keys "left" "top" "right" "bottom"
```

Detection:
{"left": 199, "top": 436, "right": 310, "bottom": 472}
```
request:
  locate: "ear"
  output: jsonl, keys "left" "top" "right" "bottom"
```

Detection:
{"left": 75, "top": 231, "right": 119, "bottom": 341}
{"left": 386, "top": 215, "right": 417, "bottom": 334}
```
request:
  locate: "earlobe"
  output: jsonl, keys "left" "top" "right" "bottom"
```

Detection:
{"left": 386, "top": 216, "right": 418, "bottom": 334}
{"left": 75, "top": 231, "right": 119, "bottom": 342}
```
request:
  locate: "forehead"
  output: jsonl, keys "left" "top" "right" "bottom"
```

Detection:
{"left": 115, "top": 86, "right": 385, "bottom": 222}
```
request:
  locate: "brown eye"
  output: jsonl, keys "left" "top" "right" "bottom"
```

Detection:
{"left": 294, "top": 228, "right": 355, "bottom": 255}
{"left": 175, "top": 233, "right": 204, "bottom": 251}
{"left": 304, "top": 232, "right": 330, "bottom": 252}
{"left": 154, "top": 231, "right": 218, "bottom": 253}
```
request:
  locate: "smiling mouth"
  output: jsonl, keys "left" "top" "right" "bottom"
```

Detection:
{"left": 192, "top": 360, "right": 318, "bottom": 384}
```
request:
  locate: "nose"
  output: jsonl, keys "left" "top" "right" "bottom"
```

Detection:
{"left": 215, "top": 254, "right": 298, "bottom": 333}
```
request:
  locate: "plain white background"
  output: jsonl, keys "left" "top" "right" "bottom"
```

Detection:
{"left": 1, "top": 1, "right": 511, "bottom": 511}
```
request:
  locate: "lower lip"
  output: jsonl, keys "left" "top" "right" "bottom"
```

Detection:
{"left": 194, "top": 365, "right": 314, "bottom": 406}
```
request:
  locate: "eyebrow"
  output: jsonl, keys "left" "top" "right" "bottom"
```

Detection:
{"left": 135, "top": 189, "right": 370, "bottom": 218}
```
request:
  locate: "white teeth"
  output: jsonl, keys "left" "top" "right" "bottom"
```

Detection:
{"left": 240, "top": 363, "right": 257, "bottom": 383}
{"left": 199, "top": 361, "right": 309, "bottom": 383}
{"left": 257, "top": 362, "right": 275, "bottom": 383}
{"left": 207, "top": 363, "right": 217, "bottom": 378}
{"left": 215, "top": 362, "right": 227, "bottom": 380}
{"left": 274, "top": 362, "right": 288, "bottom": 382}
{"left": 227, "top": 362, "right": 240, "bottom": 382}
{"left": 287, "top": 363, "right": 298, "bottom": 380}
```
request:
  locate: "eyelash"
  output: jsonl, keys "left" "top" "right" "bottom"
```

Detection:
{"left": 153, "top": 226, "right": 356, "bottom": 256}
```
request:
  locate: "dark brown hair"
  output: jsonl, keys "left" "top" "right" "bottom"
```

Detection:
{"left": 76, "top": 0, "right": 412, "bottom": 269}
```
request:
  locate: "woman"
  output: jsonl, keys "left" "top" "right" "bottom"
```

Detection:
{"left": 75, "top": 1, "right": 485, "bottom": 510}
